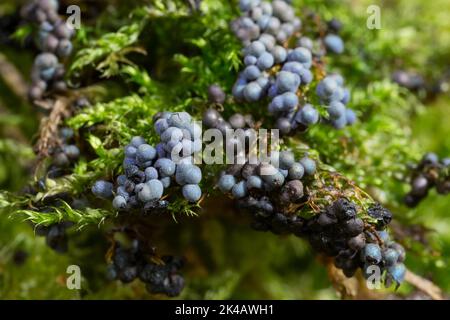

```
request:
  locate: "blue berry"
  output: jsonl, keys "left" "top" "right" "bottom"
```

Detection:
{"left": 299, "top": 157, "right": 316, "bottom": 175}
{"left": 386, "top": 263, "right": 406, "bottom": 285}
{"left": 295, "top": 104, "right": 319, "bottom": 125}
{"left": 244, "top": 65, "right": 261, "bottom": 81}
{"left": 160, "top": 176, "right": 171, "bottom": 189}
{"left": 154, "top": 158, "right": 176, "bottom": 177}
{"left": 182, "top": 184, "right": 202, "bottom": 202}
{"left": 324, "top": 34, "right": 344, "bottom": 54}
{"left": 92, "top": 180, "right": 113, "bottom": 199}
{"left": 144, "top": 167, "right": 158, "bottom": 181}
{"left": 247, "top": 175, "right": 263, "bottom": 189}
{"left": 130, "top": 136, "right": 146, "bottom": 148}
{"left": 218, "top": 174, "right": 236, "bottom": 192}
{"left": 288, "top": 162, "right": 304, "bottom": 180}
{"left": 243, "top": 82, "right": 263, "bottom": 101}
{"left": 383, "top": 248, "right": 399, "bottom": 266}
{"left": 139, "top": 179, "right": 164, "bottom": 202}
{"left": 257, "top": 52, "right": 274, "bottom": 70}
{"left": 232, "top": 181, "right": 248, "bottom": 198}
{"left": 137, "top": 144, "right": 157, "bottom": 162}
{"left": 244, "top": 55, "right": 257, "bottom": 65}
{"left": 276, "top": 71, "right": 300, "bottom": 93}
{"left": 112, "top": 196, "right": 127, "bottom": 210}
{"left": 279, "top": 151, "right": 295, "bottom": 169}
{"left": 328, "top": 101, "right": 346, "bottom": 119}
{"left": 345, "top": 109, "right": 357, "bottom": 125}
{"left": 362, "top": 243, "right": 382, "bottom": 264}
{"left": 272, "top": 45, "right": 287, "bottom": 63}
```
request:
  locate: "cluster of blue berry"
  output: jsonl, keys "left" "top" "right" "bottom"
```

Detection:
{"left": 21, "top": 0, "right": 74, "bottom": 100}
{"left": 45, "top": 127, "right": 80, "bottom": 178}
{"left": 92, "top": 112, "right": 203, "bottom": 210}
{"left": 218, "top": 151, "right": 316, "bottom": 214}
{"left": 231, "top": 0, "right": 356, "bottom": 134}
{"left": 404, "top": 153, "right": 450, "bottom": 207}
{"left": 107, "top": 238, "right": 184, "bottom": 297}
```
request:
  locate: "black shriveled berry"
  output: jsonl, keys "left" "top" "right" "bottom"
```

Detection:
{"left": 333, "top": 198, "right": 357, "bottom": 221}
{"left": 347, "top": 234, "right": 366, "bottom": 250}
{"left": 342, "top": 218, "right": 364, "bottom": 237}
{"left": 367, "top": 203, "right": 392, "bottom": 229}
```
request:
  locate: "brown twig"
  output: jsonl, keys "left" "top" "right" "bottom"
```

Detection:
{"left": 405, "top": 269, "right": 444, "bottom": 300}
{"left": 35, "top": 97, "right": 71, "bottom": 158}
{"left": 0, "top": 52, "right": 28, "bottom": 100}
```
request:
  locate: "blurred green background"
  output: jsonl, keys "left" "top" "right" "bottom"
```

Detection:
{"left": 0, "top": 0, "right": 449, "bottom": 299}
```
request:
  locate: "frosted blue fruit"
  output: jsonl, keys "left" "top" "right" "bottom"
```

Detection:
{"left": 279, "top": 168, "right": 288, "bottom": 178}
{"left": 328, "top": 101, "right": 346, "bottom": 119}
{"left": 345, "top": 109, "right": 357, "bottom": 125}
{"left": 164, "top": 140, "right": 182, "bottom": 155}
{"left": 113, "top": 196, "right": 127, "bottom": 210}
{"left": 154, "top": 118, "right": 169, "bottom": 135}
{"left": 257, "top": 15, "right": 271, "bottom": 30}
{"left": 232, "top": 77, "right": 247, "bottom": 99}
{"left": 124, "top": 145, "right": 137, "bottom": 158}
{"left": 168, "top": 112, "right": 191, "bottom": 128}
{"left": 287, "top": 47, "right": 312, "bottom": 65}
{"left": 116, "top": 186, "right": 129, "bottom": 200}
{"left": 117, "top": 175, "right": 127, "bottom": 186}
{"left": 329, "top": 87, "right": 345, "bottom": 102}
{"left": 144, "top": 167, "right": 158, "bottom": 181}
{"left": 442, "top": 158, "right": 450, "bottom": 167}
{"left": 279, "top": 151, "right": 295, "bottom": 169}
{"left": 257, "top": 52, "right": 274, "bottom": 70}
{"left": 40, "top": 67, "right": 56, "bottom": 81}
{"left": 260, "top": 1, "right": 272, "bottom": 15}
{"left": 256, "top": 76, "right": 270, "bottom": 91}
{"left": 329, "top": 73, "right": 344, "bottom": 86}
{"left": 276, "top": 30, "right": 287, "bottom": 43}
{"left": 239, "top": 0, "right": 259, "bottom": 11}
{"left": 297, "top": 36, "right": 313, "bottom": 50}
{"left": 57, "top": 39, "right": 73, "bottom": 57}
{"left": 35, "top": 53, "right": 58, "bottom": 69}
{"left": 383, "top": 248, "right": 399, "bottom": 266}
{"left": 422, "top": 152, "right": 439, "bottom": 164}
{"left": 321, "top": 77, "right": 338, "bottom": 96}
{"left": 138, "top": 180, "right": 163, "bottom": 202}
{"left": 134, "top": 183, "right": 146, "bottom": 193}
{"left": 281, "top": 92, "right": 298, "bottom": 111}
{"left": 160, "top": 176, "right": 171, "bottom": 189}
{"left": 247, "top": 175, "right": 263, "bottom": 189}
{"left": 261, "top": 164, "right": 285, "bottom": 188}
{"left": 155, "top": 143, "right": 166, "bottom": 158}
{"left": 296, "top": 104, "right": 319, "bottom": 125}
{"left": 377, "top": 230, "right": 390, "bottom": 242}
{"left": 266, "top": 16, "right": 281, "bottom": 34}
{"left": 63, "top": 145, "right": 80, "bottom": 159}
{"left": 268, "top": 95, "right": 284, "bottom": 114}
{"left": 272, "top": 45, "right": 287, "bottom": 63}
{"left": 387, "top": 263, "right": 406, "bottom": 284}
{"left": 299, "top": 68, "right": 313, "bottom": 84}
{"left": 154, "top": 158, "right": 176, "bottom": 177}
{"left": 299, "top": 157, "right": 316, "bottom": 175}
{"left": 362, "top": 243, "right": 382, "bottom": 264}
{"left": 137, "top": 144, "right": 157, "bottom": 162}
{"left": 276, "top": 71, "right": 301, "bottom": 93}
{"left": 244, "top": 65, "right": 261, "bottom": 81}
{"left": 218, "top": 174, "right": 236, "bottom": 192}
{"left": 259, "top": 34, "right": 276, "bottom": 51}
{"left": 60, "top": 127, "right": 74, "bottom": 140}
{"left": 243, "top": 82, "right": 263, "bottom": 101}
{"left": 183, "top": 164, "right": 202, "bottom": 184}
{"left": 161, "top": 127, "right": 183, "bottom": 142}
{"left": 130, "top": 136, "right": 146, "bottom": 148}
{"left": 341, "top": 88, "right": 351, "bottom": 104}
{"left": 178, "top": 156, "right": 194, "bottom": 165}
{"left": 282, "top": 61, "right": 304, "bottom": 76}
{"left": 232, "top": 181, "right": 248, "bottom": 198}
{"left": 182, "top": 184, "right": 202, "bottom": 202}
{"left": 244, "top": 55, "right": 257, "bottom": 65}
{"left": 332, "top": 115, "right": 347, "bottom": 129}
{"left": 288, "top": 162, "right": 304, "bottom": 180}
{"left": 247, "top": 40, "right": 266, "bottom": 57}
{"left": 92, "top": 180, "right": 113, "bottom": 199}
{"left": 281, "top": 22, "right": 295, "bottom": 36}
{"left": 324, "top": 34, "right": 344, "bottom": 54}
